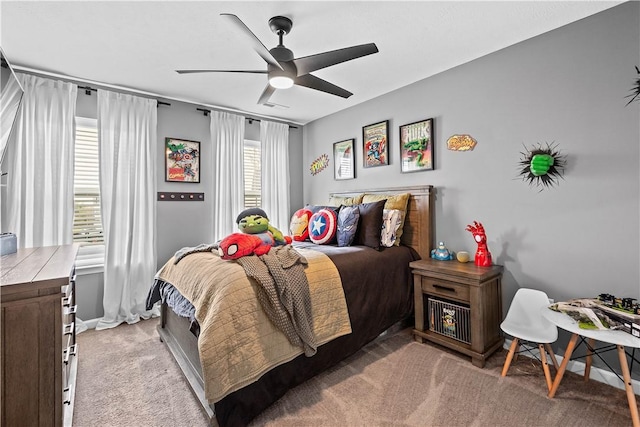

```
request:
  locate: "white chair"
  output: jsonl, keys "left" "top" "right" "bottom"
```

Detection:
{"left": 500, "top": 288, "right": 560, "bottom": 391}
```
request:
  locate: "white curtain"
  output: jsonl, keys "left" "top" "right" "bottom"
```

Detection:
{"left": 4, "top": 74, "right": 76, "bottom": 247}
{"left": 95, "top": 90, "right": 158, "bottom": 330}
{"left": 0, "top": 72, "right": 23, "bottom": 163}
{"left": 260, "top": 120, "right": 290, "bottom": 232}
{"left": 211, "top": 110, "right": 245, "bottom": 240}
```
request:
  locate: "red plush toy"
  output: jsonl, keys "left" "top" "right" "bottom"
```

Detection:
{"left": 218, "top": 233, "right": 271, "bottom": 260}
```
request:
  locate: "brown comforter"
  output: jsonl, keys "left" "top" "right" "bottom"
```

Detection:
{"left": 215, "top": 242, "right": 418, "bottom": 427}
{"left": 155, "top": 246, "right": 352, "bottom": 403}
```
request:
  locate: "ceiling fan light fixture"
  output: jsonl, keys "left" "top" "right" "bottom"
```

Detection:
{"left": 180, "top": 14, "right": 379, "bottom": 102}
{"left": 269, "top": 75, "right": 294, "bottom": 89}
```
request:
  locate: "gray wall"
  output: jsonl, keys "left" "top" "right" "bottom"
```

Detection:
{"left": 155, "top": 102, "right": 212, "bottom": 268}
{"left": 155, "top": 107, "right": 304, "bottom": 266}
{"left": 74, "top": 95, "right": 303, "bottom": 319}
{"left": 303, "top": 3, "right": 640, "bottom": 373}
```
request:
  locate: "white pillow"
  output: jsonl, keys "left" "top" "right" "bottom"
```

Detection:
{"left": 381, "top": 209, "right": 402, "bottom": 247}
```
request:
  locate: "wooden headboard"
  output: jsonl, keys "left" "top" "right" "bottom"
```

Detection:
{"left": 328, "top": 185, "right": 434, "bottom": 260}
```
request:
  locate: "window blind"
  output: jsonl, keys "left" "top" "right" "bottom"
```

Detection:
{"left": 73, "top": 117, "right": 103, "bottom": 244}
{"left": 244, "top": 139, "right": 261, "bottom": 208}
{"left": 73, "top": 117, "right": 104, "bottom": 273}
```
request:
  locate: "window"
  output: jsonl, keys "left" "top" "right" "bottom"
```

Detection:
{"left": 243, "top": 139, "right": 261, "bottom": 208}
{"left": 73, "top": 117, "right": 104, "bottom": 273}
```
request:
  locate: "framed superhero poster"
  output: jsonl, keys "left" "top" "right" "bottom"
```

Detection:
{"left": 165, "top": 137, "right": 200, "bottom": 183}
{"left": 399, "top": 118, "right": 434, "bottom": 173}
{"left": 362, "top": 120, "right": 389, "bottom": 168}
{"left": 333, "top": 138, "right": 355, "bottom": 180}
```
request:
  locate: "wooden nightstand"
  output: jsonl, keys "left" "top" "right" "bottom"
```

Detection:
{"left": 410, "top": 258, "right": 504, "bottom": 368}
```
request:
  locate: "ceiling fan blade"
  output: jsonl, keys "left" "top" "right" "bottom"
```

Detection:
{"left": 294, "top": 74, "right": 352, "bottom": 98}
{"left": 258, "top": 84, "right": 276, "bottom": 105}
{"left": 176, "top": 69, "right": 267, "bottom": 74}
{"left": 220, "top": 13, "right": 283, "bottom": 71}
{"left": 293, "top": 43, "right": 378, "bottom": 75}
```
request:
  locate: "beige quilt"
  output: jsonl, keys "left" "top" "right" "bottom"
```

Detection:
{"left": 155, "top": 246, "right": 352, "bottom": 403}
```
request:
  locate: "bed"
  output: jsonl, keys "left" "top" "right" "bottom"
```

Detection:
{"left": 151, "top": 185, "right": 434, "bottom": 427}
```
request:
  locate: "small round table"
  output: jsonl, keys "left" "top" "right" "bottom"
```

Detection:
{"left": 542, "top": 307, "right": 640, "bottom": 427}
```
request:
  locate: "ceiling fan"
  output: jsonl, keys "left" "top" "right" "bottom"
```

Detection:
{"left": 176, "top": 14, "right": 379, "bottom": 105}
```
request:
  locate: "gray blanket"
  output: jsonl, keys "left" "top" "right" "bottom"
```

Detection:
{"left": 174, "top": 243, "right": 217, "bottom": 264}
{"left": 237, "top": 245, "right": 318, "bottom": 356}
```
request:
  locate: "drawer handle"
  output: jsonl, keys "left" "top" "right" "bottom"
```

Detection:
{"left": 63, "top": 387, "right": 71, "bottom": 405}
{"left": 64, "top": 305, "right": 77, "bottom": 316}
{"left": 433, "top": 284, "right": 457, "bottom": 293}
{"left": 63, "top": 344, "right": 77, "bottom": 365}
{"left": 63, "top": 321, "right": 75, "bottom": 336}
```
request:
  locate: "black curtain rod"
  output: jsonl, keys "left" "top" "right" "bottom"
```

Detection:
{"left": 195, "top": 108, "right": 297, "bottom": 129}
{"left": 12, "top": 68, "right": 302, "bottom": 123}
{"left": 78, "top": 85, "right": 170, "bottom": 107}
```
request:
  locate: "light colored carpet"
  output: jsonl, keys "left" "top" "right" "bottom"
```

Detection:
{"left": 74, "top": 318, "right": 634, "bottom": 427}
{"left": 73, "top": 318, "right": 207, "bottom": 427}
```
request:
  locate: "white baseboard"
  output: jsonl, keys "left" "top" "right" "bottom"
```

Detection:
{"left": 503, "top": 339, "right": 640, "bottom": 395}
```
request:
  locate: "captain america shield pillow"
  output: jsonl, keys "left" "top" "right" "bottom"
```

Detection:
{"left": 309, "top": 208, "right": 338, "bottom": 245}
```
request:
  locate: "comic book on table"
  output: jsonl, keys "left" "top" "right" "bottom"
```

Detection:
{"left": 549, "top": 295, "right": 640, "bottom": 338}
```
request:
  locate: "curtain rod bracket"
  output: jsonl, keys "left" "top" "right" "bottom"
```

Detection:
{"left": 79, "top": 85, "right": 96, "bottom": 96}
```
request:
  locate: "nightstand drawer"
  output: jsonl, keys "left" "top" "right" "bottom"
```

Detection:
{"left": 421, "top": 277, "right": 470, "bottom": 303}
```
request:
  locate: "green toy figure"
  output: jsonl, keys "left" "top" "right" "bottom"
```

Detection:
{"left": 235, "top": 208, "right": 292, "bottom": 246}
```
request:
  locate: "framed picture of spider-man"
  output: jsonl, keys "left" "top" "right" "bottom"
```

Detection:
{"left": 399, "top": 118, "right": 434, "bottom": 173}
{"left": 362, "top": 120, "right": 389, "bottom": 168}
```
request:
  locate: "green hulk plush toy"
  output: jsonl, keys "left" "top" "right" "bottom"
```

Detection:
{"left": 235, "top": 208, "right": 292, "bottom": 246}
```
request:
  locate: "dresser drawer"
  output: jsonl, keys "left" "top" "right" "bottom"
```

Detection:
{"left": 62, "top": 288, "right": 74, "bottom": 309}
{"left": 63, "top": 343, "right": 77, "bottom": 380}
{"left": 421, "top": 277, "right": 470, "bottom": 303}
{"left": 63, "top": 325, "right": 74, "bottom": 351}
{"left": 64, "top": 315, "right": 75, "bottom": 339}
{"left": 63, "top": 304, "right": 77, "bottom": 326}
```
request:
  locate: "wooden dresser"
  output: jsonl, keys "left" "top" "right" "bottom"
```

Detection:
{"left": 410, "top": 258, "right": 504, "bottom": 368}
{"left": 1, "top": 244, "right": 79, "bottom": 427}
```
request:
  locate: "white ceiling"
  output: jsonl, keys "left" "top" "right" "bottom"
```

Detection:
{"left": 0, "top": 1, "right": 624, "bottom": 125}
